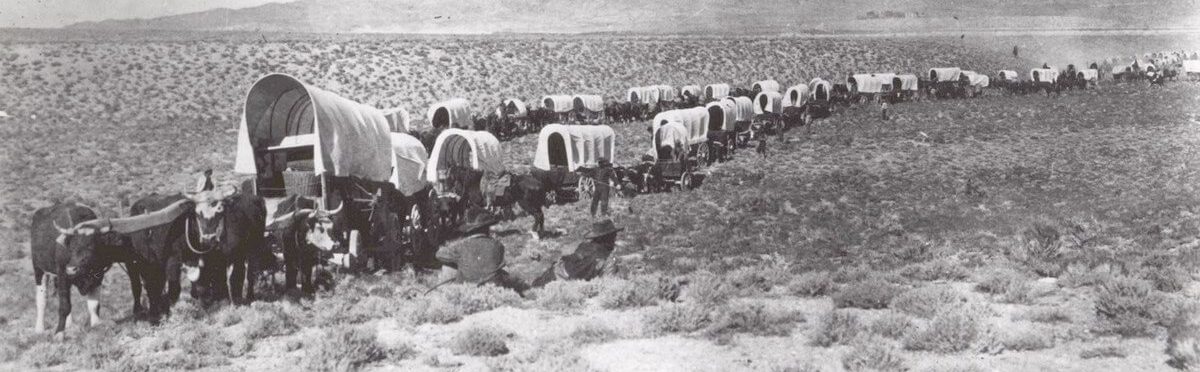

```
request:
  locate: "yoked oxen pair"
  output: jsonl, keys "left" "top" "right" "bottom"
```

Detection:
{"left": 135, "top": 186, "right": 269, "bottom": 308}
{"left": 41, "top": 185, "right": 269, "bottom": 331}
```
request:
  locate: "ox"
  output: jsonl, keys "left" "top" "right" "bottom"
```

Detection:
{"left": 31, "top": 203, "right": 144, "bottom": 334}
{"left": 267, "top": 194, "right": 344, "bottom": 295}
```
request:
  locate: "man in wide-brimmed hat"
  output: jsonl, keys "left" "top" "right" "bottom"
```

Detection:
{"left": 531, "top": 219, "right": 623, "bottom": 287}
{"left": 590, "top": 158, "right": 615, "bottom": 218}
{"left": 435, "top": 208, "right": 527, "bottom": 293}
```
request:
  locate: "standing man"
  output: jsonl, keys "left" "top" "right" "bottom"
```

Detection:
{"left": 434, "top": 209, "right": 527, "bottom": 294}
{"left": 590, "top": 158, "right": 615, "bottom": 218}
{"left": 880, "top": 99, "right": 891, "bottom": 121}
{"left": 531, "top": 219, "right": 623, "bottom": 287}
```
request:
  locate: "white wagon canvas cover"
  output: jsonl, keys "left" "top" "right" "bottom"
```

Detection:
{"left": 929, "top": 67, "right": 963, "bottom": 82}
{"left": 962, "top": 71, "right": 989, "bottom": 87}
{"left": 572, "top": 95, "right": 604, "bottom": 112}
{"left": 652, "top": 107, "right": 709, "bottom": 146}
{"left": 543, "top": 95, "right": 574, "bottom": 113}
{"left": 626, "top": 86, "right": 661, "bottom": 104}
{"left": 705, "top": 100, "right": 737, "bottom": 132}
{"left": 1077, "top": 69, "right": 1099, "bottom": 81}
{"left": 896, "top": 74, "right": 920, "bottom": 91}
{"left": 753, "top": 80, "right": 780, "bottom": 93}
{"left": 533, "top": 124, "right": 616, "bottom": 172}
{"left": 502, "top": 99, "right": 528, "bottom": 118}
{"left": 389, "top": 132, "right": 429, "bottom": 197}
{"left": 810, "top": 78, "right": 832, "bottom": 102}
{"left": 424, "top": 129, "right": 504, "bottom": 183}
{"left": 427, "top": 98, "right": 472, "bottom": 129}
{"left": 723, "top": 96, "right": 755, "bottom": 122}
{"left": 704, "top": 84, "right": 731, "bottom": 101}
{"left": 681, "top": 85, "right": 702, "bottom": 99}
{"left": 754, "top": 91, "right": 783, "bottom": 114}
{"left": 848, "top": 74, "right": 887, "bottom": 94}
{"left": 655, "top": 85, "right": 677, "bottom": 102}
{"left": 382, "top": 107, "right": 410, "bottom": 133}
{"left": 997, "top": 70, "right": 1020, "bottom": 82}
{"left": 652, "top": 122, "right": 690, "bottom": 161}
{"left": 1030, "top": 68, "right": 1060, "bottom": 83}
{"left": 235, "top": 73, "right": 393, "bottom": 183}
{"left": 784, "top": 84, "right": 809, "bottom": 107}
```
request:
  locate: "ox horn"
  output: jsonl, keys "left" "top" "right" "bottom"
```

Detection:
{"left": 323, "top": 200, "right": 343, "bottom": 216}
{"left": 53, "top": 220, "right": 73, "bottom": 235}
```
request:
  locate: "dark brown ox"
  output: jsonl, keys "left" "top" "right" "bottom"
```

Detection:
{"left": 32, "top": 202, "right": 176, "bottom": 334}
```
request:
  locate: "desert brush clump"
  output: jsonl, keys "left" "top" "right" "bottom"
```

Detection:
{"left": 1017, "top": 306, "right": 1074, "bottom": 324}
{"left": 841, "top": 336, "right": 906, "bottom": 372}
{"left": 899, "top": 256, "right": 970, "bottom": 281}
{"left": 974, "top": 265, "right": 1034, "bottom": 303}
{"left": 1009, "top": 221, "right": 1068, "bottom": 277}
{"left": 569, "top": 321, "right": 619, "bottom": 345}
{"left": 999, "top": 328, "right": 1055, "bottom": 351}
{"left": 809, "top": 309, "right": 865, "bottom": 347}
{"left": 833, "top": 277, "right": 902, "bottom": 309}
{"left": 241, "top": 302, "right": 301, "bottom": 340}
{"left": 1092, "top": 274, "right": 1168, "bottom": 337}
{"left": 451, "top": 326, "right": 512, "bottom": 357}
{"left": 302, "top": 326, "right": 388, "bottom": 371}
{"left": 1080, "top": 345, "right": 1127, "bottom": 359}
{"left": 890, "top": 285, "right": 968, "bottom": 319}
{"left": 597, "top": 274, "right": 676, "bottom": 309}
{"left": 871, "top": 311, "right": 915, "bottom": 339}
{"left": 902, "top": 308, "right": 981, "bottom": 352}
{"left": 787, "top": 271, "right": 834, "bottom": 297}
{"left": 644, "top": 303, "right": 715, "bottom": 335}
{"left": 704, "top": 301, "right": 804, "bottom": 343}
{"left": 683, "top": 270, "right": 733, "bottom": 305}
{"left": 408, "top": 283, "right": 523, "bottom": 324}
{"left": 1167, "top": 304, "right": 1200, "bottom": 370}
{"left": 531, "top": 280, "right": 591, "bottom": 311}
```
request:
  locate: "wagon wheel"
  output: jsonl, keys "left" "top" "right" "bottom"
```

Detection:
{"left": 681, "top": 172, "right": 695, "bottom": 191}
{"left": 577, "top": 176, "right": 595, "bottom": 198}
{"left": 801, "top": 111, "right": 812, "bottom": 127}
{"left": 696, "top": 142, "right": 711, "bottom": 167}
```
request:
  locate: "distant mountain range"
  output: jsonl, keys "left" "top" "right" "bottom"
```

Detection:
{"left": 64, "top": 0, "right": 1200, "bottom": 34}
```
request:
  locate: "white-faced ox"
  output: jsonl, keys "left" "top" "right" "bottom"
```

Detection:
{"left": 31, "top": 202, "right": 152, "bottom": 335}
{"left": 117, "top": 187, "right": 267, "bottom": 319}
{"left": 266, "top": 194, "right": 344, "bottom": 296}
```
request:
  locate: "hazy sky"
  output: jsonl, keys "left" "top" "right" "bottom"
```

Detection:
{"left": 1, "top": 0, "right": 292, "bottom": 28}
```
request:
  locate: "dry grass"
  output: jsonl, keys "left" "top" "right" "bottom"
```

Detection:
{"left": 644, "top": 303, "right": 715, "bottom": 335}
{"left": 787, "top": 271, "right": 834, "bottom": 297}
{"left": 871, "top": 311, "right": 915, "bottom": 339}
{"left": 902, "top": 308, "right": 981, "bottom": 353}
{"left": 832, "top": 278, "right": 901, "bottom": 310}
{"left": 809, "top": 309, "right": 865, "bottom": 347}
{"left": 974, "top": 266, "right": 1034, "bottom": 304}
{"left": 890, "top": 286, "right": 968, "bottom": 319}
{"left": 302, "top": 326, "right": 388, "bottom": 371}
{"left": 451, "top": 326, "right": 512, "bottom": 357}
{"left": 1093, "top": 275, "right": 1166, "bottom": 337}
{"left": 841, "top": 336, "right": 906, "bottom": 372}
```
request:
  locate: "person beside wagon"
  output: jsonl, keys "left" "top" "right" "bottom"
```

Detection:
{"left": 531, "top": 219, "right": 623, "bottom": 287}
{"left": 434, "top": 209, "right": 527, "bottom": 294}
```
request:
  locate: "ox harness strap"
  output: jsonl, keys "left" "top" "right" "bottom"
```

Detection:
{"left": 184, "top": 217, "right": 220, "bottom": 255}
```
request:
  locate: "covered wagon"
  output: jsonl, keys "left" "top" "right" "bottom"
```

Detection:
{"left": 847, "top": 74, "right": 890, "bottom": 102}
{"left": 1076, "top": 69, "right": 1099, "bottom": 87}
{"left": 542, "top": 95, "right": 574, "bottom": 114}
{"left": 704, "top": 100, "right": 739, "bottom": 160}
{"left": 639, "top": 121, "right": 696, "bottom": 192}
{"left": 809, "top": 78, "right": 832, "bottom": 102}
{"left": 783, "top": 84, "right": 809, "bottom": 107}
{"left": 572, "top": 94, "right": 606, "bottom": 123}
{"left": 723, "top": 96, "right": 756, "bottom": 141}
{"left": 680, "top": 85, "right": 703, "bottom": 102}
{"left": 753, "top": 80, "right": 781, "bottom": 93}
{"left": 654, "top": 85, "right": 678, "bottom": 103}
{"left": 754, "top": 91, "right": 783, "bottom": 114}
{"left": 533, "top": 124, "right": 616, "bottom": 203}
{"left": 427, "top": 98, "right": 472, "bottom": 129}
{"left": 895, "top": 74, "right": 920, "bottom": 100}
{"left": 235, "top": 73, "right": 407, "bottom": 266}
{"left": 651, "top": 107, "right": 714, "bottom": 165}
{"left": 235, "top": 73, "right": 393, "bottom": 202}
{"left": 929, "top": 67, "right": 963, "bottom": 83}
{"left": 1183, "top": 60, "right": 1200, "bottom": 78}
{"left": 389, "top": 132, "right": 431, "bottom": 229}
{"left": 704, "top": 84, "right": 731, "bottom": 101}
{"left": 1029, "top": 68, "right": 1059, "bottom": 84}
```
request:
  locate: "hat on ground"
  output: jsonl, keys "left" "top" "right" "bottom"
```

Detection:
{"left": 585, "top": 219, "right": 623, "bottom": 239}
{"left": 458, "top": 208, "right": 499, "bottom": 233}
